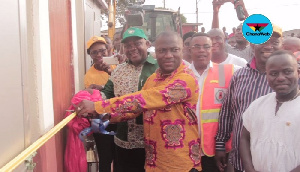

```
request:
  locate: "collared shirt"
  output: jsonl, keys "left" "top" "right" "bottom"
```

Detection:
{"left": 101, "top": 55, "right": 158, "bottom": 149}
{"left": 215, "top": 58, "right": 273, "bottom": 170}
{"left": 183, "top": 59, "right": 191, "bottom": 66}
{"left": 189, "top": 61, "right": 213, "bottom": 134}
{"left": 96, "top": 63, "right": 202, "bottom": 172}
{"left": 189, "top": 61, "right": 239, "bottom": 156}
{"left": 84, "top": 64, "right": 116, "bottom": 88}
{"left": 189, "top": 61, "right": 213, "bottom": 157}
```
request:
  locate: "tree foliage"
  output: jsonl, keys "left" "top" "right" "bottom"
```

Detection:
{"left": 180, "top": 14, "right": 187, "bottom": 23}
{"left": 104, "top": 0, "right": 139, "bottom": 25}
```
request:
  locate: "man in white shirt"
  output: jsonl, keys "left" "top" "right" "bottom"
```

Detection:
{"left": 207, "top": 28, "right": 247, "bottom": 67}
{"left": 240, "top": 50, "right": 300, "bottom": 172}
{"left": 211, "top": 0, "right": 252, "bottom": 62}
{"left": 188, "top": 32, "right": 238, "bottom": 172}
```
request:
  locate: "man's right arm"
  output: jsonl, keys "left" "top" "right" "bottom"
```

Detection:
{"left": 212, "top": 0, "right": 249, "bottom": 29}
{"left": 212, "top": 0, "right": 222, "bottom": 28}
{"left": 215, "top": 75, "right": 236, "bottom": 148}
{"left": 94, "top": 73, "right": 199, "bottom": 115}
{"left": 211, "top": 0, "right": 232, "bottom": 28}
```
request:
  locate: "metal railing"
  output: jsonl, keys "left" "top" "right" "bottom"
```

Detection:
{"left": 0, "top": 113, "right": 76, "bottom": 172}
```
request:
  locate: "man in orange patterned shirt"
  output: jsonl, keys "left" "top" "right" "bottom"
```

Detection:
{"left": 77, "top": 31, "right": 202, "bottom": 172}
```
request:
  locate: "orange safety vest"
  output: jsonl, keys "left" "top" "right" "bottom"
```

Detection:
{"left": 199, "top": 63, "right": 234, "bottom": 157}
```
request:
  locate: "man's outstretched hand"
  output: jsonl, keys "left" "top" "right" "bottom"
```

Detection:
{"left": 75, "top": 100, "right": 96, "bottom": 117}
{"left": 212, "top": 0, "right": 232, "bottom": 12}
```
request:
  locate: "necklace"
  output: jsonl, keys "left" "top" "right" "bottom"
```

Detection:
{"left": 276, "top": 90, "right": 300, "bottom": 103}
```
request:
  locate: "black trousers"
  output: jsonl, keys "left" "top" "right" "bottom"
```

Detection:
{"left": 201, "top": 156, "right": 220, "bottom": 172}
{"left": 114, "top": 145, "right": 145, "bottom": 172}
{"left": 190, "top": 168, "right": 200, "bottom": 172}
{"left": 93, "top": 133, "right": 116, "bottom": 172}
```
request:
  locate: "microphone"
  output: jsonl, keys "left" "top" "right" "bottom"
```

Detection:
{"left": 234, "top": 0, "right": 245, "bottom": 21}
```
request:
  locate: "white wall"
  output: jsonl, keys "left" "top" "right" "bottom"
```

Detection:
{"left": 0, "top": 0, "right": 107, "bottom": 170}
{"left": 84, "top": 0, "right": 104, "bottom": 72}
{"left": 36, "top": 0, "right": 55, "bottom": 131}
{"left": 0, "top": 0, "right": 55, "bottom": 170}
{"left": 72, "top": 0, "right": 86, "bottom": 92}
{"left": 71, "top": 0, "right": 106, "bottom": 91}
{"left": 0, "top": 0, "right": 26, "bottom": 168}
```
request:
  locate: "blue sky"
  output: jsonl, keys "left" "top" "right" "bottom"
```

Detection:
{"left": 144, "top": 0, "right": 300, "bottom": 32}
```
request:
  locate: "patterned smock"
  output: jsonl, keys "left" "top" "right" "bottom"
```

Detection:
{"left": 96, "top": 63, "right": 202, "bottom": 172}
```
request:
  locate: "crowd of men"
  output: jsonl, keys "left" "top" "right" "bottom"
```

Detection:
{"left": 66, "top": 0, "right": 300, "bottom": 172}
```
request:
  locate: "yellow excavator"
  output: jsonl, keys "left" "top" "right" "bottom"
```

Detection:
{"left": 107, "top": 0, "right": 182, "bottom": 42}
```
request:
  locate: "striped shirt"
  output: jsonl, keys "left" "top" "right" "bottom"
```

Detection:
{"left": 215, "top": 58, "right": 273, "bottom": 171}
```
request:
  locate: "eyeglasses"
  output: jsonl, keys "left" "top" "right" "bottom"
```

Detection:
{"left": 90, "top": 49, "right": 107, "bottom": 56}
{"left": 190, "top": 44, "right": 211, "bottom": 50}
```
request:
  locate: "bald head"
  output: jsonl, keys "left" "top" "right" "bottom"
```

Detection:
{"left": 283, "top": 37, "right": 300, "bottom": 53}
{"left": 156, "top": 31, "right": 183, "bottom": 48}
{"left": 207, "top": 28, "right": 225, "bottom": 39}
{"left": 207, "top": 29, "right": 226, "bottom": 55}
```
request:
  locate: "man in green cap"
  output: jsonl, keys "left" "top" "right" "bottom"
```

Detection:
{"left": 101, "top": 27, "right": 158, "bottom": 172}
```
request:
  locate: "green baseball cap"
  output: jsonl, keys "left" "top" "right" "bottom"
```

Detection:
{"left": 121, "top": 27, "right": 148, "bottom": 43}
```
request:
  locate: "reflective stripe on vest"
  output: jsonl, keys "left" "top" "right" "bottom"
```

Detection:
{"left": 201, "top": 109, "right": 220, "bottom": 123}
{"left": 201, "top": 64, "right": 229, "bottom": 123}
{"left": 218, "top": 64, "right": 225, "bottom": 87}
